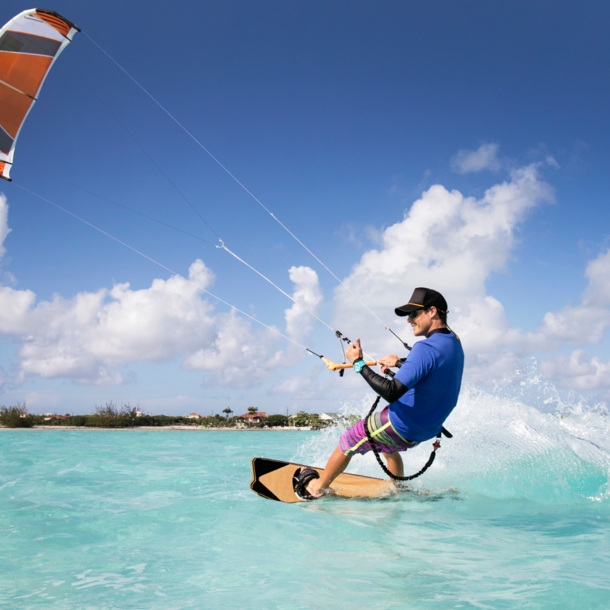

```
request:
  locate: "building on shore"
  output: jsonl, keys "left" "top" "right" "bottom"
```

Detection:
{"left": 319, "top": 413, "right": 340, "bottom": 424}
{"left": 237, "top": 412, "right": 267, "bottom": 425}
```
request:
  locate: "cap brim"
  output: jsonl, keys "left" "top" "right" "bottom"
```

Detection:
{"left": 395, "top": 303, "right": 423, "bottom": 317}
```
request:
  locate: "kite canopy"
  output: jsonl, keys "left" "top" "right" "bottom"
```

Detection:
{"left": 0, "top": 9, "right": 79, "bottom": 181}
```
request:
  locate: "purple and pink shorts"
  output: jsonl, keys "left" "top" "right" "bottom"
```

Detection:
{"left": 339, "top": 406, "right": 420, "bottom": 456}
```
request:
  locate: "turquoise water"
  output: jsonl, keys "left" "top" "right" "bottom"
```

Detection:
{"left": 1, "top": 387, "right": 609, "bottom": 609}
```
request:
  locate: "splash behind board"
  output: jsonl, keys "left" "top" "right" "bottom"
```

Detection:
{"left": 250, "top": 457, "right": 395, "bottom": 503}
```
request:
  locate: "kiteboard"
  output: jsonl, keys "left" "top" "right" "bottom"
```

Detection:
{"left": 250, "top": 457, "right": 396, "bottom": 503}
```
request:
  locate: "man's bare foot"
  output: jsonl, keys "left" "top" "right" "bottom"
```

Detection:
{"left": 305, "top": 480, "right": 326, "bottom": 498}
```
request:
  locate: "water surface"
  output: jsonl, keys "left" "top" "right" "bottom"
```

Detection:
{"left": 1, "top": 387, "right": 609, "bottom": 608}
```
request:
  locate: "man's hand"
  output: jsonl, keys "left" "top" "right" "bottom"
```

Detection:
{"left": 345, "top": 338, "right": 363, "bottom": 364}
{"left": 377, "top": 354, "right": 400, "bottom": 368}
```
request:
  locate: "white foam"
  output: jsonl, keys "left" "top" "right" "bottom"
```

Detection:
{"left": 292, "top": 381, "right": 610, "bottom": 505}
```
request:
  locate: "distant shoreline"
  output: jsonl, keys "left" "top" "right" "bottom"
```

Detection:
{"left": 0, "top": 425, "right": 316, "bottom": 431}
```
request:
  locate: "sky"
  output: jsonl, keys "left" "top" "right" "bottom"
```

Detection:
{"left": 1, "top": 1, "right": 610, "bottom": 416}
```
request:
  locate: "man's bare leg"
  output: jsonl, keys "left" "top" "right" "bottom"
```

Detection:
{"left": 306, "top": 446, "right": 351, "bottom": 498}
{"left": 306, "top": 449, "right": 405, "bottom": 498}
{"left": 384, "top": 451, "right": 404, "bottom": 477}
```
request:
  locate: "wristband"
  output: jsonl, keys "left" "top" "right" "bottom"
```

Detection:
{"left": 353, "top": 358, "right": 365, "bottom": 374}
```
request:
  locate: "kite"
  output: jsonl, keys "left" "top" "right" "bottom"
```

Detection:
{"left": 0, "top": 9, "right": 79, "bottom": 181}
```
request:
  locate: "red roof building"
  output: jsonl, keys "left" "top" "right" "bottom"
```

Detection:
{"left": 237, "top": 412, "right": 267, "bottom": 423}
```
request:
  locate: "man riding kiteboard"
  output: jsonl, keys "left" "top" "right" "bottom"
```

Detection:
{"left": 295, "top": 287, "right": 464, "bottom": 500}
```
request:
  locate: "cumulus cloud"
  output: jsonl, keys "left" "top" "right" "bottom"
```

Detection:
{"left": 0, "top": 188, "right": 325, "bottom": 389}
{"left": 334, "top": 163, "right": 553, "bottom": 383}
{"left": 24, "top": 392, "right": 60, "bottom": 409}
{"left": 0, "top": 194, "right": 11, "bottom": 258}
{"left": 270, "top": 374, "right": 326, "bottom": 399}
{"left": 0, "top": 260, "right": 217, "bottom": 384}
{"left": 3, "top": 149, "right": 609, "bottom": 397}
{"left": 530, "top": 248, "right": 610, "bottom": 389}
{"left": 184, "top": 265, "right": 322, "bottom": 388}
{"left": 334, "top": 157, "right": 610, "bottom": 391}
{"left": 451, "top": 143, "right": 501, "bottom": 174}
{"left": 184, "top": 310, "right": 285, "bottom": 388}
{"left": 584, "top": 248, "right": 610, "bottom": 307}
{"left": 474, "top": 243, "right": 610, "bottom": 390}
{"left": 284, "top": 266, "right": 322, "bottom": 345}
{"left": 532, "top": 303, "right": 610, "bottom": 350}
{"left": 540, "top": 350, "right": 610, "bottom": 390}
{"left": 0, "top": 254, "right": 321, "bottom": 387}
{"left": 513, "top": 248, "right": 610, "bottom": 358}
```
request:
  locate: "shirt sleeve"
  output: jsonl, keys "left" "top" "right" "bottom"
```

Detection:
{"left": 394, "top": 342, "right": 436, "bottom": 389}
{"left": 360, "top": 365, "right": 408, "bottom": 402}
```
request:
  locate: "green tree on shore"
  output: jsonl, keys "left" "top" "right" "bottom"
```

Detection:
{"left": 288, "top": 412, "right": 324, "bottom": 427}
{"left": 265, "top": 414, "right": 288, "bottom": 427}
{"left": 290, "top": 411, "right": 312, "bottom": 427}
{"left": 0, "top": 403, "right": 33, "bottom": 428}
{"left": 90, "top": 402, "right": 140, "bottom": 428}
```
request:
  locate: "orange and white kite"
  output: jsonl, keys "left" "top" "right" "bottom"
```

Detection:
{"left": 0, "top": 9, "right": 79, "bottom": 181}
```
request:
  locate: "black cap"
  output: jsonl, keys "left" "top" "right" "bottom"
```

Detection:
{"left": 395, "top": 287, "right": 448, "bottom": 316}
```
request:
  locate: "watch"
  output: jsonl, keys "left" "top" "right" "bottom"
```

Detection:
{"left": 353, "top": 358, "right": 365, "bottom": 374}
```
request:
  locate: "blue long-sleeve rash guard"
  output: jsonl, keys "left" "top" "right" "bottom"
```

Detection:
{"left": 389, "top": 330, "right": 464, "bottom": 442}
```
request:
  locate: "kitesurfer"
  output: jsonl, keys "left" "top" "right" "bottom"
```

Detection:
{"left": 295, "top": 287, "right": 464, "bottom": 499}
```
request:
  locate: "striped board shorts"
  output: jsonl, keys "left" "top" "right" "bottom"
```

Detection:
{"left": 340, "top": 406, "right": 420, "bottom": 456}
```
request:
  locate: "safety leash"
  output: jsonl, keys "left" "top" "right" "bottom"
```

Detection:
{"left": 363, "top": 396, "right": 452, "bottom": 482}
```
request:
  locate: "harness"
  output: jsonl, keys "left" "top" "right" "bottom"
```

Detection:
{"left": 363, "top": 396, "right": 453, "bottom": 482}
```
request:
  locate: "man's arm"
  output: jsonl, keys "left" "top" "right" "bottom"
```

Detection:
{"left": 359, "top": 365, "right": 408, "bottom": 403}
{"left": 345, "top": 338, "right": 408, "bottom": 403}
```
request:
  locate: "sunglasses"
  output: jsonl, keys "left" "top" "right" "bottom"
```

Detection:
{"left": 407, "top": 309, "right": 426, "bottom": 319}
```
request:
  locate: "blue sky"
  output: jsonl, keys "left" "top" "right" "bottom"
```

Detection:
{"left": 1, "top": 1, "right": 609, "bottom": 415}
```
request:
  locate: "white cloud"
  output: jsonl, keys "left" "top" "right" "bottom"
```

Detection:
{"left": 3, "top": 149, "right": 609, "bottom": 398}
{"left": 333, "top": 158, "right": 610, "bottom": 391}
{"left": 546, "top": 156, "right": 560, "bottom": 169}
{"left": 184, "top": 310, "right": 285, "bottom": 388}
{"left": 184, "top": 265, "right": 322, "bottom": 388}
{"left": 584, "top": 248, "right": 610, "bottom": 307}
{"left": 334, "top": 163, "right": 554, "bottom": 376}
{"left": 24, "top": 392, "right": 60, "bottom": 409}
{"left": 530, "top": 248, "right": 610, "bottom": 390}
{"left": 270, "top": 374, "right": 325, "bottom": 399}
{"left": 0, "top": 257, "right": 311, "bottom": 387}
{"left": 3, "top": 260, "right": 217, "bottom": 384}
{"left": 532, "top": 304, "right": 610, "bottom": 349}
{"left": 0, "top": 190, "right": 323, "bottom": 389}
{"left": 451, "top": 143, "right": 501, "bottom": 174}
{"left": 540, "top": 350, "right": 610, "bottom": 390}
{"left": 284, "top": 266, "right": 322, "bottom": 345}
{"left": 519, "top": 248, "right": 610, "bottom": 355}
{"left": 0, "top": 285, "right": 38, "bottom": 333}
{"left": 0, "top": 194, "right": 11, "bottom": 259}
{"left": 464, "top": 351, "right": 524, "bottom": 387}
